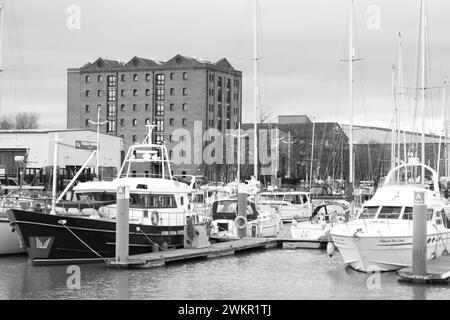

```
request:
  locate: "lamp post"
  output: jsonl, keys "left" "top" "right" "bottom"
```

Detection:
{"left": 88, "top": 105, "right": 108, "bottom": 180}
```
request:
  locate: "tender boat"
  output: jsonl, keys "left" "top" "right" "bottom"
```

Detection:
{"left": 7, "top": 128, "right": 203, "bottom": 265}
{"left": 210, "top": 198, "right": 282, "bottom": 240}
{"left": 258, "top": 191, "right": 312, "bottom": 222}
{"left": 290, "top": 201, "right": 350, "bottom": 248}
{"left": 330, "top": 162, "right": 450, "bottom": 272}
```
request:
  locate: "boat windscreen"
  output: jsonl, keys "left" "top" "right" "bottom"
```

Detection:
{"left": 216, "top": 201, "right": 237, "bottom": 214}
{"left": 377, "top": 206, "right": 402, "bottom": 219}
{"left": 358, "top": 206, "right": 379, "bottom": 219}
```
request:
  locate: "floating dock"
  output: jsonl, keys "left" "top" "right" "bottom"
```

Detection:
{"left": 106, "top": 237, "right": 279, "bottom": 269}
{"left": 397, "top": 254, "right": 450, "bottom": 284}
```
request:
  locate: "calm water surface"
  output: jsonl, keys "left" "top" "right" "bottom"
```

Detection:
{"left": 0, "top": 248, "right": 449, "bottom": 300}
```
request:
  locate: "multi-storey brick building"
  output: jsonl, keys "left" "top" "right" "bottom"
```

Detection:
{"left": 67, "top": 55, "right": 242, "bottom": 181}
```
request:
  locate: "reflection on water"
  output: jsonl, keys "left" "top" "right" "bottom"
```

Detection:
{"left": 0, "top": 250, "right": 448, "bottom": 300}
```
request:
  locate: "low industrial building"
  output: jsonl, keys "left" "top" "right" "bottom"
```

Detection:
{"left": 0, "top": 129, "right": 123, "bottom": 190}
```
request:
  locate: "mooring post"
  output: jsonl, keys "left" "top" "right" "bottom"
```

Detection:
{"left": 116, "top": 185, "right": 130, "bottom": 264}
{"left": 237, "top": 193, "right": 248, "bottom": 238}
{"left": 412, "top": 191, "right": 427, "bottom": 276}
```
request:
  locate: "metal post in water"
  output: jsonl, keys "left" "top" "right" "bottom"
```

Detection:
{"left": 116, "top": 185, "right": 130, "bottom": 263}
{"left": 412, "top": 191, "right": 427, "bottom": 276}
{"left": 237, "top": 193, "right": 248, "bottom": 238}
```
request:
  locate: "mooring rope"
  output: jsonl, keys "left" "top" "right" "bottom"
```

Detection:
{"left": 59, "top": 221, "right": 108, "bottom": 263}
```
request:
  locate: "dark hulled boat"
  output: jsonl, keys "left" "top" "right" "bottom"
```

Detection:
{"left": 7, "top": 126, "right": 199, "bottom": 265}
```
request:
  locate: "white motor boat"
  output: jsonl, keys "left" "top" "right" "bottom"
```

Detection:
{"left": 330, "top": 162, "right": 450, "bottom": 272}
{"left": 258, "top": 191, "right": 312, "bottom": 222}
{"left": 210, "top": 198, "right": 282, "bottom": 240}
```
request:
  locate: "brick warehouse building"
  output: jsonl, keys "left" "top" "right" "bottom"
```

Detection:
{"left": 67, "top": 55, "right": 242, "bottom": 181}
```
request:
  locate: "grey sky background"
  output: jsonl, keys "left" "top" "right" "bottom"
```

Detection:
{"left": 1, "top": 0, "right": 450, "bottom": 136}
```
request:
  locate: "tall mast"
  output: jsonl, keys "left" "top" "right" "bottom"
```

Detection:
{"left": 310, "top": 117, "right": 316, "bottom": 189}
{"left": 437, "top": 79, "right": 447, "bottom": 177}
{"left": 348, "top": 0, "right": 354, "bottom": 187}
{"left": 0, "top": 0, "right": 5, "bottom": 115}
{"left": 253, "top": 0, "right": 259, "bottom": 180}
{"left": 398, "top": 32, "right": 408, "bottom": 170}
{"left": 391, "top": 66, "right": 396, "bottom": 170}
{"left": 420, "top": 0, "right": 426, "bottom": 182}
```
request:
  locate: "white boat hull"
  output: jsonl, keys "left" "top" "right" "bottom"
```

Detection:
{"left": 331, "top": 224, "right": 450, "bottom": 272}
{"left": 290, "top": 221, "right": 332, "bottom": 242}
{"left": 0, "top": 217, "right": 24, "bottom": 255}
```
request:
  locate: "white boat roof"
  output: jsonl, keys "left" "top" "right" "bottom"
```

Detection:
{"left": 73, "top": 178, "right": 192, "bottom": 193}
{"left": 260, "top": 191, "right": 310, "bottom": 196}
{"left": 363, "top": 184, "right": 443, "bottom": 208}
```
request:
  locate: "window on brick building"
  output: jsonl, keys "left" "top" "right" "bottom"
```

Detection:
{"left": 97, "top": 90, "right": 102, "bottom": 97}
{"left": 121, "top": 90, "right": 125, "bottom": 97}
{"left": 132, "top": 135, "right": 137, "bottom": 142}
{"left": 170, "top": 103, "right": 174, "bottom": 111}
{"left": 85, "top": 75, "right": 90, "bottom": 83}
{"left": 133, "top": 104, "right": 137, "bottom": 111}
{"left": 146, "top": 89, "right": 150, "bottom": 96}
{"left": 170, "top": 118, "right": 174, "bottom": 126}
{"left": 145, "top": 74, "right": 150, "bottom": 81}
{"left": 156, "top": 88, "right": 165, "bottom": 101}
{"left": 156, "top": 74, "right": 165, "bottom": 85}
{"left": 145, "top": 104, "right": 149, "bottom": 111}
{"left": 85, "top": 105, "right": 90, "bottom": 112}
{"left": 121, "top": 104, "right": 125, "bottom": 112}
{"left": 133, "top": 74, "right": 138, "bottom": 81}
{"left": 133, "top": 89, "right": 138, "bottom": 96}
{"left": 183, "top": 72, "right": 187, "bottom": 80}
{"left": 85, "top": 90, "right": 90, "bottom": 97}
{"left": 107, "top": 120, "right": 116, "bottom": 133}
{"left": 121, "top": 74, "right": 125, "bottom": 82}
{"left": 170, "top": 88, "right": 174, "bottom": 95}
{"left": 145, "top": 119, "right": 150, "bottom": 125}
{"left": 107, "top": 75, "right": 116, "bottom": 87}
{"left": 182, "top": 103, "right": 187, "bottom": 111}
{"left": 182, "top": 88, "right": 187, "bottom": 96}
{"left": 133, "top": 119, "right": 138, "bottom": 126}
{"left": 182, "top": 118, "right": 187, "bottom": 126}
{"left": 169, "top": 151, "right": 173, "bottom": 158}
{"left": 170, "top": 73, "right": 174, "bottom": 80}
{"left": 98, "top": 75, "right": 102, "bottom": 82}
{"left": 156, "top": 102, "right": 164, "bottom": 116}
{"left": 120, "top": 119, "right": 125, "bottom": 126}
{"left": 169, "top": 135, "right": 173, "bottom": 142}
{"left": 85, "top": 119, "right": 89, "bottom": 127}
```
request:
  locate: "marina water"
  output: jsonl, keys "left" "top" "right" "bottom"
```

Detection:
{"left": 0, "top": 248, "right": 449, "bottom": 300}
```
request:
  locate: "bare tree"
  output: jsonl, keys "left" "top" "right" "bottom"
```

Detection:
{"left": 14, "top": 112, "right": 40, "bottom": 129}
{"left": 0, "top": 115, "right": 14, "bottom": 129}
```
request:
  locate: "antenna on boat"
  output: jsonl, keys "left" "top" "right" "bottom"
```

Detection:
{"left": 143, "top": 124, "right": 157, "bottom": 145}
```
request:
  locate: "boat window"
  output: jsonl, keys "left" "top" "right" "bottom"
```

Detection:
{"left": 131, "top": 194, "right": 177, "bottom": 209}
{"left": 358, "top": 206, "right": 379, "bottom": 219}
{"left": 284, "top": 195, "right": 295, "bottom": 204}
{"left": 435, "top": 211, "right": 443, "bottom": 225}
{"left": 76, "top": 192, "right": 116, "bottom": 201}
{"left": 274, "top": 195, "right": 284, "bottom": 201}
{"left": 301, "top": 195, "right": 309, "bottom": 204}
{"left": 216, "top": 201, "right": 237, "bottom": 214}
{"left": 247, "top": 204, "right": 255, "bottom": 215}
{"left": 377, "top": 206, "right": 402, "bottom": 219}
{"left": 427, "top": 209, "right": 433, "bottom": 221}
{"left": 402, "top": 207, "right": 413, "bottom": 220}
{"left": 442, "top": 209, "right": 450, "bottom": 229}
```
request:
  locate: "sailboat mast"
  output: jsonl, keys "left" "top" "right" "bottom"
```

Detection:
{"left": 349, "top": 0, "right": 354, "bottom": 187}
{"left": 253, "top": 0, "right": 259, "bottom": 180}
{"left": 391, "top": 66, "right": 396, "bottom": 170}
{"left": 420, "top": 0, "right": 426, "bottom": 182}
{"left": 0, "top": 0, "right": 5, "bottom": 115}
{"left": 398, "top": 32, "right": 408, "bottom": 172}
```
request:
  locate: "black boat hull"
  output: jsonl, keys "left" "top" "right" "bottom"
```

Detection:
{"left": 7, "top": 209, "right": 185, "bottom": 265}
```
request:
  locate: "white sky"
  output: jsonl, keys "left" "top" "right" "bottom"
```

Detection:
{"left": 1, "top": 0, "right": 449, "bottom": 134}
